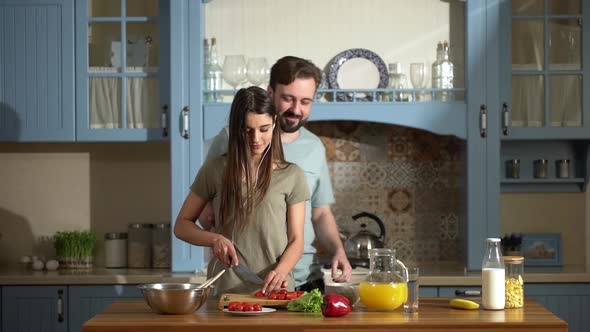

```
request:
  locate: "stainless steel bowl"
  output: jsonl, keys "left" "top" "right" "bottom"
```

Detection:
{"left": 137, "top": 283, "right": 209, "bottom": 314}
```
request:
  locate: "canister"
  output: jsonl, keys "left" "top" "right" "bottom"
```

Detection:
{"left": 505, "top": 159, "right": 520, "bottom": 179}
{"left": 127, "top": 223, "right": 153, "bottom": 268}
{"left": 152, "top": 223, "right": 171, "bottom": 269}
{"left": 533, "top": 159, "right": 548, "bottom": 178}
{"left": 503, "top": 256, "right": 524, "bottom": 308}
{"left": 104, "top": 232, "right": 127, "bottom": 268}
{"left": 556, "top": 159, "right": 570, "bottom": 178}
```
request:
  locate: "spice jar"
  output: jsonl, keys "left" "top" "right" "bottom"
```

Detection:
{"left": 127, "top": 223, "right": 153, "bottom": 268}
{"left": 104, "top": 232, "right": 128, "bottom": 268}
{"left": 152, "top": 223, "right": 171, "bottom": 269}
{"left": 503, "top": 256, "right": 524, "bottom": 308}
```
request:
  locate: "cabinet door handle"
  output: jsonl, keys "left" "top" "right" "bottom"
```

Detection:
{"left": 479, "top": 104, "right": 487, "bottom": 138}
{"left": 502, "top": 102, "right": 509, "bottom": 136}
{"left": 455, "top": 289, "right": 481, "bottom": 297}
{"left": 161, "top": 104, "right": 169, "bottom": 137}
{"left": 181, "top": 106, "right": 190, "bottom": 139}
{"left": 57, "top": 289, "right": 64, "bottom": 323}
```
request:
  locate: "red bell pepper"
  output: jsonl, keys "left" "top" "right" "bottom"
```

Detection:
{"left": 321, "top": 294, "right": 351, "bottom": 317}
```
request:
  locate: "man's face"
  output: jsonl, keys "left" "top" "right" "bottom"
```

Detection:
{"left": 269, "top": 78, "right": 316, "bottom": 133}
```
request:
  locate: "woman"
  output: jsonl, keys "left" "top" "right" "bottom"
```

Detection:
{"left": 174, "top": 86, "right": 309, "bottom": 297}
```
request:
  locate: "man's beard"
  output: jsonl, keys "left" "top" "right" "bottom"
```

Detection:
{"left": 279, "top": 112, "right": 307, "bottom": 133}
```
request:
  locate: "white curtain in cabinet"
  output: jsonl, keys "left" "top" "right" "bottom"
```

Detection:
{"left": 89, "top": 77, "right": 159, "bottom": 129}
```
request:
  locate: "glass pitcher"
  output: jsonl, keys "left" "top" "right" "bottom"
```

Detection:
{"left": 359, "top": 248, "right": 409, "bottom": 310}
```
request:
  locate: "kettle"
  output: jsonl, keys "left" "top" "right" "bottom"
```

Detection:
{"left": 344, "top": 212, "right": 386, "bottom": 259}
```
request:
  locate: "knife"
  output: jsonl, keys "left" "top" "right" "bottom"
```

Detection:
{"left": 233, "top": 262, "right": 264, "bottom": 285}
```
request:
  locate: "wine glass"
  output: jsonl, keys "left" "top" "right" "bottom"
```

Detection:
{"left": 222, "top": 55, "right": 247, "bottom": 90}
{"left": 410, "top": 63, "right": 426, "bottom": 101}
{"left": 247, "top": 57, "right": 269, "bottom": 87}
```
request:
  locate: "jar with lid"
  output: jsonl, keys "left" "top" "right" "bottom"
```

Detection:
{"left": 104, "top": 232, "right": 128, "bottom": 268}
{"left": 503, "top": 256, "right": 524, "bottom": 308}
{"left": 152, "top": 223, "right": 171, "bottom": 269}
{"left": 482, "top": 238, "right": 505, "bottom": 310}
{"left": 127, "top": 223, "right": 153, "bottom": 268}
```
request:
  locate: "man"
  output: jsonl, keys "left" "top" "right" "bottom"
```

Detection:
{"left": 204, "top": 56, "right": 352, "bottom": 291}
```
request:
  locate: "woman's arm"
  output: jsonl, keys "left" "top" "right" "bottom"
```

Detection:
{"left": 261, "top": 201, "right": 305, "bottom": 294}
{"left": 173, "top": 191, "right": 238, "bottom": 268}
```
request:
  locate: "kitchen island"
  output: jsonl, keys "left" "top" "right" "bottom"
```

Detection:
{"left": 82, "top": 298, "right": 567, "bottom": 332}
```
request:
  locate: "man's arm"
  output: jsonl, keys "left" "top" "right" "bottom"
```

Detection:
{"left": 311, "top": 205, "right": 352, "bottom": 282}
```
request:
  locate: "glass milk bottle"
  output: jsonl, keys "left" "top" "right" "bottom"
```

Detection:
{"left": 482, "top": 238, "right": 505, "bottom": 310}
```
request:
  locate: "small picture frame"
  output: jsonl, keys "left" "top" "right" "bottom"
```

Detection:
{"left": 521, "top": 233, "right": 562, "bottom": 266}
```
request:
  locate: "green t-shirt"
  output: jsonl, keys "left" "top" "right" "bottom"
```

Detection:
{"left": 207, "top": 127, "right": 335, "bottom": 286}
{"left": 191, "top": 155, "right": 309, "bottom": 296}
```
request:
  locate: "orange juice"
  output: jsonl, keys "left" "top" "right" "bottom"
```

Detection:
{"left": 359, "top": 282, "right": 408, "bottom": 310}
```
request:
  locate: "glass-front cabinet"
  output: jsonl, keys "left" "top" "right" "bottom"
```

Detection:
{"left": 500, "top": 0, "right": 589, "bottom": 139}
{"left": 499, "top": 0, "right": 590, "bottom": 192}
{"left": 75, "top": 0, "right": 169, "bottom": 141}
{"left": 169, "top": 0, "right": 500, "bottom": 272}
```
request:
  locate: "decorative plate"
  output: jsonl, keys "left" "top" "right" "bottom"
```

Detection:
{"left": 223, "top": 307, "right": 277, "bottom": 315}
{"left": 326, "top": 48, "right": 389, "bottom": 102}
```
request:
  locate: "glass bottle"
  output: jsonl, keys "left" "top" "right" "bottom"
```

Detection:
{"left": 359, "top": 248, "right": 408, "bottom": 310}
{"left": 438, "top": 41, "right": 454, "bottom": 101}
{"left": 203, "top": 38, "right": 210, "bottom": 91}
{"left": 205, "top": 37, "right": 223, "bottom": 102}
{"left": 431, "top": 41, "right": 443, "bottom": 100}
{"left": 504, "top": 256, "right": 524, "bottom": 308}
{"left": 482, "top": 238, "right": 505, "bottom": 310}
{"left": 387, "top": 62, "right": 410, "bottom": 102}
{"left": 104, "top": 232, "right": 127, "bottom": 268}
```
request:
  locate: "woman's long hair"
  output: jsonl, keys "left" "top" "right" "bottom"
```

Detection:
{"left": 218, "top": 86, "right": 285, "bottom": 234}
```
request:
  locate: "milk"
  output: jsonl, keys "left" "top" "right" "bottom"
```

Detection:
{"left": 482, "top": 268, "right": 505, "bottom": 310}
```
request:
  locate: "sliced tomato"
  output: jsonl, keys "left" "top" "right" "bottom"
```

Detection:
{"left": 254, "top": 291, "right": 265, "bottom": 297}
{"left": 268, "top": 292, "right": 279, "bottom": 300}
{"left": 242, "top": 304, "right": 253, "bottom": 312}
{"left": 275, "top": 293, "right": 286, "bottom": 300}
{"left": 285, "top": 291, "right": 298, "bottom": 300}
{"left": 253, "top": 304, "right": 262, "bottom": 311}
{"left": 296, "top": 291, "right": 305, "bottom": 296}
{"left": 278, "top": 289, "right": 288, "bottom": 294}
{"left": 234, "top": 303, "right": 244, "bottom": 312}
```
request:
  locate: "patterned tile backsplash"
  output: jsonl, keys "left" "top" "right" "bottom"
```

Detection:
{"left": 306, "top": 121, "right": 466, "bottom": 265}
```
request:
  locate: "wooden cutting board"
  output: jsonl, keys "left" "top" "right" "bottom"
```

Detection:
{"left": 217, "top": 293, "right": 290, "bottom": 310}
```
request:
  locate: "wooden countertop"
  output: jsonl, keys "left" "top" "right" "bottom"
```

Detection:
{"left": 82, "top": 298, "right": 567, "bottom": 332}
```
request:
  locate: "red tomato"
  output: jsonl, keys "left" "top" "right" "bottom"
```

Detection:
{"left": 268, "top": 293, "right": 279, "bottom": 300}
{"left": 234, "top": 303, "right": 244, "bottom": 312}
{"left": 228, "top": 301, "right": 241, "bottom": 311}
{"left": 296, "top": 291, "right": 305, "bottom": 296}
{"left": 285, "top": 292, "right": 298, "bottom": 300}
{"left": 276, "top": 293, "right": 286, "bottom": 300}
{"left": 252, "top": 304, "right": 262, "bottom": 311}
{"left": 254, "top": 291, "right": 265, "bottom": 297}
{"left": 278, "top": 289, "right": 288, "bottom": 294}
{"left": 242, "top": 304, "right": 253, "bottom": 312}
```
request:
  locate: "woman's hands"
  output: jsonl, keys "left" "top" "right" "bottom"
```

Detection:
{"left": 212, "top": 235, "right": 239, "bottom": 268}
{"left": 261, "top": 269, "right": 289, "bottom": 295}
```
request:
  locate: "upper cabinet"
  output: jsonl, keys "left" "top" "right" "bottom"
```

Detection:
{"left": 75, "top": 0, "right": 169, "bottom": 141}
{"left": 201, "top": 0, "right": 469, "bottom": 139}
{"left": 500, "top": 0, "right": 589, "bottom": 139}
{"left": 0, "top": 0, "right": 75, "bottom": 142}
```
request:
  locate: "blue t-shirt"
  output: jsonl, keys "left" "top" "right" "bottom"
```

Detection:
{"left": 207, "top": 126, "right": 335, "bottom": 286}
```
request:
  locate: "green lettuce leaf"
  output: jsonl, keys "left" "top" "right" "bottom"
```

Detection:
{"left": 287, "top": 288, "right": 323, "bottom": 312}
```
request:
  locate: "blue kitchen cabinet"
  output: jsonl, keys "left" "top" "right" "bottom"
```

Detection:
{"left": 2, "top": 286, "right": 68, "bottom": 332}
{"left": 74, "top": 0, "right": 170, "bottom": 141}
{"left": 498, "top": 0, "right": 590, "bottom": 192}
{"left": 169, "top": 0, "right": 500, "bottom": 272}
{"left": 525, "top": 283, "right": 590, "bottom": 332}
{"left": 0, "top": 0, "right": 75, "bottom": 142}
{"left": 68, "top": 285, "right": 142, "bottom": 332}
